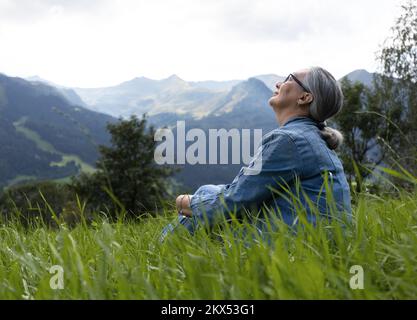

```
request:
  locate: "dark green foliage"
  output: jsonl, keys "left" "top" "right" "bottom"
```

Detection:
{"left": 0, "top": 181, "right": 76, "bottom": 225}
{"left": 335, "top": 77, "right": 401, "bottom": 191}
{"left": 337, "top": 78, "right": 378, "bottom": 181}
{"left": 70, "top": 115, "right": 175, "bottom": 217}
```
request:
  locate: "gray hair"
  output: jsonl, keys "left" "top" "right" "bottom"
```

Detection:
{"left": 304, "top": 66, "right": 344, "bottom": 150}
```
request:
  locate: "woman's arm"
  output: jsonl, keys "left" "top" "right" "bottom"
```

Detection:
{"left": 188, "top": 131, "right": 299, "bottom": 230}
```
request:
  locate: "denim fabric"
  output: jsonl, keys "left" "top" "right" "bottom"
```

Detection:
{"left": 160, "top": 116, "right": 352, "bottom": 241}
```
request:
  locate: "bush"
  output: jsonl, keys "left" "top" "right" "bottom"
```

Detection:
{"left": 0, "top": 181, "right": 79, "bottom": 225}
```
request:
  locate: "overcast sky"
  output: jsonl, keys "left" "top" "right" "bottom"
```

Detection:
{"left": 0, "top": 0, "right": 403, "bottom": 88}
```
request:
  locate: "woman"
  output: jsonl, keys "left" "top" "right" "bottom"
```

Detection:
{"left": 160, "top": 66, "right": 351, "bottom": 241}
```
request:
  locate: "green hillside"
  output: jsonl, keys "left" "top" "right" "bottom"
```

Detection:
{"left": 13, "top": 116, "right": 95, "bottom": 176}
{"left": 0, "top": 74, "right": 115, "bottom": 189}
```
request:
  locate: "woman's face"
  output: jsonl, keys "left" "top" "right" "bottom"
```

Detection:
{"left": 269, "top": 68, "right": 310, "bottom": 110}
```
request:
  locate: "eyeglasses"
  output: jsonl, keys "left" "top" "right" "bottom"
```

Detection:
{"left": 283, "top": 73, "right": 311, "bottom": 93}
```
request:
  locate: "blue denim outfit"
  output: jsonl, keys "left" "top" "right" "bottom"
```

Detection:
{"left": 160, "top": 116, "right": 352, "bottom": 241}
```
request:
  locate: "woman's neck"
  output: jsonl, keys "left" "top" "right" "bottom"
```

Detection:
{"left": 276, "top": 108, "right": 309, "bottom": 127}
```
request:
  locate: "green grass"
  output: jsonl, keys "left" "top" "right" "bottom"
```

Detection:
{"left": 0, "top": 186, "right": 416, "bottom": 300}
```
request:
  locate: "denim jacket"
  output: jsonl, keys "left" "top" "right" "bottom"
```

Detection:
{"left": 161, "top": 116, "right": 352, "bottom": 239}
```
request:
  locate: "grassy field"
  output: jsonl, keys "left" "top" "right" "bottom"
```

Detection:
{"left": 0, "top": 184, "right": 416, "bottom": 300}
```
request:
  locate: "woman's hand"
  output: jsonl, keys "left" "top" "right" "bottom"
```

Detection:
{"left": 176, "top": 194, "right": 193, "bottom": 217}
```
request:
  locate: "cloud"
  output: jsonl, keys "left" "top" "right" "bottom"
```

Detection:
{"left": 215, "top": 0, "right": 395, "bottom": 42}
{"left": 0, "top": 0, "right": 404, "bottom": 87}
{"left": 0, "top": 0, "right": 111, "bottom": 23}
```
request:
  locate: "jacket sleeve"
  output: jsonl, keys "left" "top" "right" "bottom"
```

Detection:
{"left": 189, "top": 130, "right": 299, "bottom": 230}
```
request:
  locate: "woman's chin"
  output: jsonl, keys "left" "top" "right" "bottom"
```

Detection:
{"left": 268, "top": 96, "right": 279, "bottom": 107}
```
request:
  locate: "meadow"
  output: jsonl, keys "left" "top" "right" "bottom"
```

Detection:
{"left": 0, "top": 176, "right": 416, "bottom": 300}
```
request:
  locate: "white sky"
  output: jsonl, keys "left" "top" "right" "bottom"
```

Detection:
{"left": 0, "top": 0, "right": 403, "bottom": 88}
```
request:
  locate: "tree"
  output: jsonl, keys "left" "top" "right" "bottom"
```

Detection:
{"left": 71, "top": 115, "right": 175, "bottom": 217}
{"left": 335, "top": 78, "right": 390, "bottom": 192}
{"left": 376, "top": 0, "right": 417, "bottom": 175}
{"left": 336, "top": 0, "right": 417, "bottom": 193}
{"left": 379, "top": 0, "right": 417, "bottom": 84}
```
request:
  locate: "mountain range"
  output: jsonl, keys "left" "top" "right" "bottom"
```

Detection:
{"left": 0, "top": 69, "right": 374, "bottom": 190}
{"left": 70, "top": 74, "right": 285, "bottom": 120}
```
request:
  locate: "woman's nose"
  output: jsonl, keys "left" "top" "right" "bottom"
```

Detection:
{"left": 275, "top": 82, "right": 282, "bottom": 89}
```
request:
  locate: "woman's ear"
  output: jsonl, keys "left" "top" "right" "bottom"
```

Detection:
{"left": 298, "top": 93, "right": 314, "bottom": 106}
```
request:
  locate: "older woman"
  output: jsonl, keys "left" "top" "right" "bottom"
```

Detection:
{"left": 160, "top": 66, "right": 351, "bottom": 240}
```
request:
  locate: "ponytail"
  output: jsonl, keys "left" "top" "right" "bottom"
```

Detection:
{"left": 318, "top": 125, "right": 344, "bottom": 150}
{"left": 304, "top": 67, "right": 345, "bottom": 150}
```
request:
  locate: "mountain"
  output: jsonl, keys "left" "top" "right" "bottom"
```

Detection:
{"left": 344, "top": 69, "right": 375, "bottom": 87}
{"left": 0, "top": 73, "right": 115, "bottom": 188}
{"left": 146, "top": 77, "right": 277, "bottom": 131}
{"left": 254, "top": 74, "right": 285, "bottom": 91}
{"left": 189, "top": 79, "right": 241, "bottom": 91}
{"left": 31, "top": 70, "right": 376, "bottom": 122}
{"left": 71, "top": 74, "right": 285, "bottom": 121}
{"left": 157, "top": 78, "right": 278, "bottom": 191}
{"left": 73, "top": 74, "right": 227, "bottom": 119}
{"left": 27, "top": 75, "right": 88, "bottom": 108}
{"left": 189, "top": 74, "right": 283, "bottom": 93}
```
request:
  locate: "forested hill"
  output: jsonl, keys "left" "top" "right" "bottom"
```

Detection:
{"left": 0, "top": 73, "right": 115, "bottom": 188}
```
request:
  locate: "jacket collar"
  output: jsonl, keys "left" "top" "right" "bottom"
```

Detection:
{"left": 281, "top": 116, "right": 317, "bottom": 127}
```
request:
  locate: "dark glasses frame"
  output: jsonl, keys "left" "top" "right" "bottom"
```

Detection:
{"left": 284, "top": 73, "right": 311, "bottom": 93}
